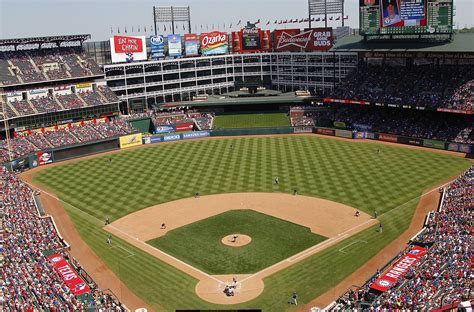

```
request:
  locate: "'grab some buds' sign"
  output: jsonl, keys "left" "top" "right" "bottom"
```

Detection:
{"left": 274, "top": 28, "right": 333, "bottom": 52}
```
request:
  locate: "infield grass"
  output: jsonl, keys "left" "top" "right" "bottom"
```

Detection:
{"left": 32, "top": 135, "right": 471, "bottom": 311}
{"left": 213, "top": 113, "right": 291, "bottom": 129}
{"left": 148, "top": 210, "right": 326, "bottom": 274}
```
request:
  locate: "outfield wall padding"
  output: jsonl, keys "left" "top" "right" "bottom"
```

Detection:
{"left": 53, "top": 139, "right": 119, "bottom": 162}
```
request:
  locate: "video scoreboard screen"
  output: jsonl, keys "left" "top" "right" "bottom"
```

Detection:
{"left": 360, "top": 0, "right": 453, "bottom": 36}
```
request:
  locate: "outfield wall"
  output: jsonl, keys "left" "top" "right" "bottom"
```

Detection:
{"left": 4, "top": 127, "right": 472, "bottom": 171}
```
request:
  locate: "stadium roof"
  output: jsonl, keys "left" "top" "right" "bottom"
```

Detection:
{"left": 160, "top": 93, "right": 312, "bottom": 108}
{"left": 0, "top": 35, "right": 91, "bottom": 46}
{"left": 331, "top": 33, "right": 474, "bottom": 53}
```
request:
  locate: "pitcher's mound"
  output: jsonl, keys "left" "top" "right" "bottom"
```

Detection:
{"left": 221, "top": 234, "right": 252, "bottom": 247}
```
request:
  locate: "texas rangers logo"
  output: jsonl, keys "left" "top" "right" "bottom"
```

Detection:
{"left": 50, "top": 256, "right": 62, "bottom": 263}
{"left": 376, "top": 279, "right": 392, "bottom": 288}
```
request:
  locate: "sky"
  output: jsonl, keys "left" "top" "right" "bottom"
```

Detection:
{"left": 0, "top": 0, "right": 473, "bottom": 41}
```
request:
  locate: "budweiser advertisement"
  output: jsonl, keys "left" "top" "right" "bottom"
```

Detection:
{"left": 47, "top": 254, "right": 91, "bottom": 296}
{"left": 274, "top": 28, "right": 333, "bottom": 52}
{"left": 371, "top": 246, "right": 428, "bottom": 292}
{"left": 110, "top": 35, "right": 147, "bottom": 63}
{"left": 200, "top": 31, "right": 229, "bottom": 55}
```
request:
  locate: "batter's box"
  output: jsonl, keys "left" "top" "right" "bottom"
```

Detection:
{"left": 338, "top": 240, "right": 368, "bottom": 254}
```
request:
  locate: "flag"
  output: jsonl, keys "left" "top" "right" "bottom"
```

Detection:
{"left": 283, "top": 20, "right": 287, "bottom": 24}
{"left": 329, "top": 16, "right": 333, "bottom": 21}
{"left": 237, "top": 19, "right": 241, "bottom": 25}
{"left": 274, "top": 20, "right": 277, "bottom": 24}
{"left": 343, "top": 15, "right": 349, "bottom": 19}
{"left": 117, "top": 27, "right": 120, "bottom": 34}
{"left": 299, "top": 19, "right": 303, "bottom": 23}
{"left": 311, "top": 17, "right": 315, "bottom": 22}
{"left": 316, "top": 17, "right": 320, "bottom": 22}
{"left": 164, "top": 25, "right": 166, "bottom": 31}
{"left": 255, "top": 19, "right": 260, "bottom": 24}
{"left": 183, "top": 24, "right": 186, "bottom": 30}
{"left": 304, "top": 18, "right": 309, "bottom": 22}
{"left": 230, "top": 23, "right": 232, "bottom": 28}
{"left": 110, "top": 26, "right": 113, "bottom": 34}
{"left": 138, "top": 26, "right": 141, "bottom": 32}
{"left": 335, "top": 16, "right": 341, "bottom": 21}
{"left": 125, "top": 26, "right": 127, "bottom": 33}
{"left": 266, "top": 20, "right": 270, "bottom": 25}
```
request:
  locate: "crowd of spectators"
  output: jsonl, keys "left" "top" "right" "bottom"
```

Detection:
{"left": 189, "top": 112, "right": 214, "bottom": 130}
{"left": 290, "top": 105, "right": 474, "bottom": 144}
{"left": 331, "top": 64, "right": 474, "bottom": 111}
{"left": 0, "top": 48, "right": 103, "bottom": 86}
{"left": 0, "top": 119, "right": 137, "bottom": 163}
{"left": 330, "top": 167, "right": 473, "bottom": 311}
{"left": 2, "top": 86, "right": 119, "bottom": 118}
{"left": 0, "top": 167, "right": 125, "bottom": 310}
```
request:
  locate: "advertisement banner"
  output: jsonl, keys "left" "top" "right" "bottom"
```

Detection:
{"left": 398, "top": 136, "right": 423, "bottom": 146}
{"left": 200, "top": 32, "right": 229, "bottom": 55}
{"left": 119, "top": 133, "right": 143, "bottom": 149}
{"left": 354, "top": 131, "right": 367, "bottom": 139}
{"left": 370, "top": 246, "right": 428, "bottom": 292}
{"left": 184, "top": 34, "right": 199, "bottom": 56}
{"left": 366, "top": 132, "right": 377, "bottom": 140}
{"left": 47, "top": 254, "right": 90, "bottom": 296}
{"left": 241, "top": 27, "right": 262, "bottom": 51}
{"left": 316, "top": 128, "right": 335, "bottom": 136}
{"left": 274, "top": 28, "right": 333, "bottom": 52}
{"left": 154, "top": 125, "right": 175, "bottom": 134}
{"left": 167, "top": 34, "right": 182, "bottom": 57}
{"left": 294, "top": 127, "right": 313, "bottom": 134}
{"left": 163, "top": 134, "right": 181, "bottom": 142}
{"left": 175, "top": 123, "right": 194, "bottom": 132}
{"left": 447, "top": 143, "right": 458, "bottom": 152}
{"left": 335, "top": 129, "right": 353, "bottom": 139}
{"left": 37, "top": 151, "right": 53, "bottom": 166}
{"left": 150, "top": 35, "right": 165, "bottom": 59}
{"left": 423, "top": 139, "right": 445, "bottom": 150}
{"left": 459, "top": 144, "right": 471, "bottom": 153}
{"left": 110, "top": 36, "right": 147, "bottom": 63}
{"left": 143, "top": 136, "right": 163, "bottom": 144}
{"left": 379, "top": 133, "right": 398, "bottom": 143}
{"left": 323, "top": 98, "right": 371, "bottom": 105}
{"left": 182, "top": 131, "right": 210, "bottom": 139}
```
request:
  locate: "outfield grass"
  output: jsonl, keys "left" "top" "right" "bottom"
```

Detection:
{"left": 148, "top": 210, "right": 326, "bottom": 274}
{"left": 213, "top": 113, "right": 291, "bottom": 129}
{"left": 32, "top": 136, "right": 471, "bottom": 311}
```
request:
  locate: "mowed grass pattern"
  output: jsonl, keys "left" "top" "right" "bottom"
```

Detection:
{"left": 33, "top": 136, "right": 471, "bottom": 311}
{"left": 148, "top": 210, "right": 326, "bottom": 274}
{"left": 213, "top": 113, "right": 291, "bottom": 129}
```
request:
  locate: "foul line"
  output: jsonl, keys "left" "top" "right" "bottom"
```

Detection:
{"left": 24, "top": 181, "right": 223, "bottom": 284}
{"left": 338, "top": 240, "right": 368, "bottom": 254}
{"left": 109, "top": 245, "right": 135, "bottom": 258}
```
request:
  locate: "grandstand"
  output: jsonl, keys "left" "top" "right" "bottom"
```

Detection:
{"left": 329, "top": 166, "right": 473, "bottom": 311}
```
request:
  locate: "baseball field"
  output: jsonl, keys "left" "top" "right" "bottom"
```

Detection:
{"left": 28, "top": 135, "right": 471, "bottom": 311}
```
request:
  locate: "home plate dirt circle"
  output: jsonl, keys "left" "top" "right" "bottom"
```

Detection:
{"left": 221, "top": 234, "right": 252, "bottom": 247}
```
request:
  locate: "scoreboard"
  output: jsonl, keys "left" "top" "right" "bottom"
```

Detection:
{"left": 360, "top": 0, "right": 453, "bottom": 36}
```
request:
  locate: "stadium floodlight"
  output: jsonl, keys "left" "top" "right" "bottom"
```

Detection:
{"left": 308, "top": 0, "right": 344, "bottom": 28}
{"left": 153, "top": 6, "right": 191, "bottom": 35}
